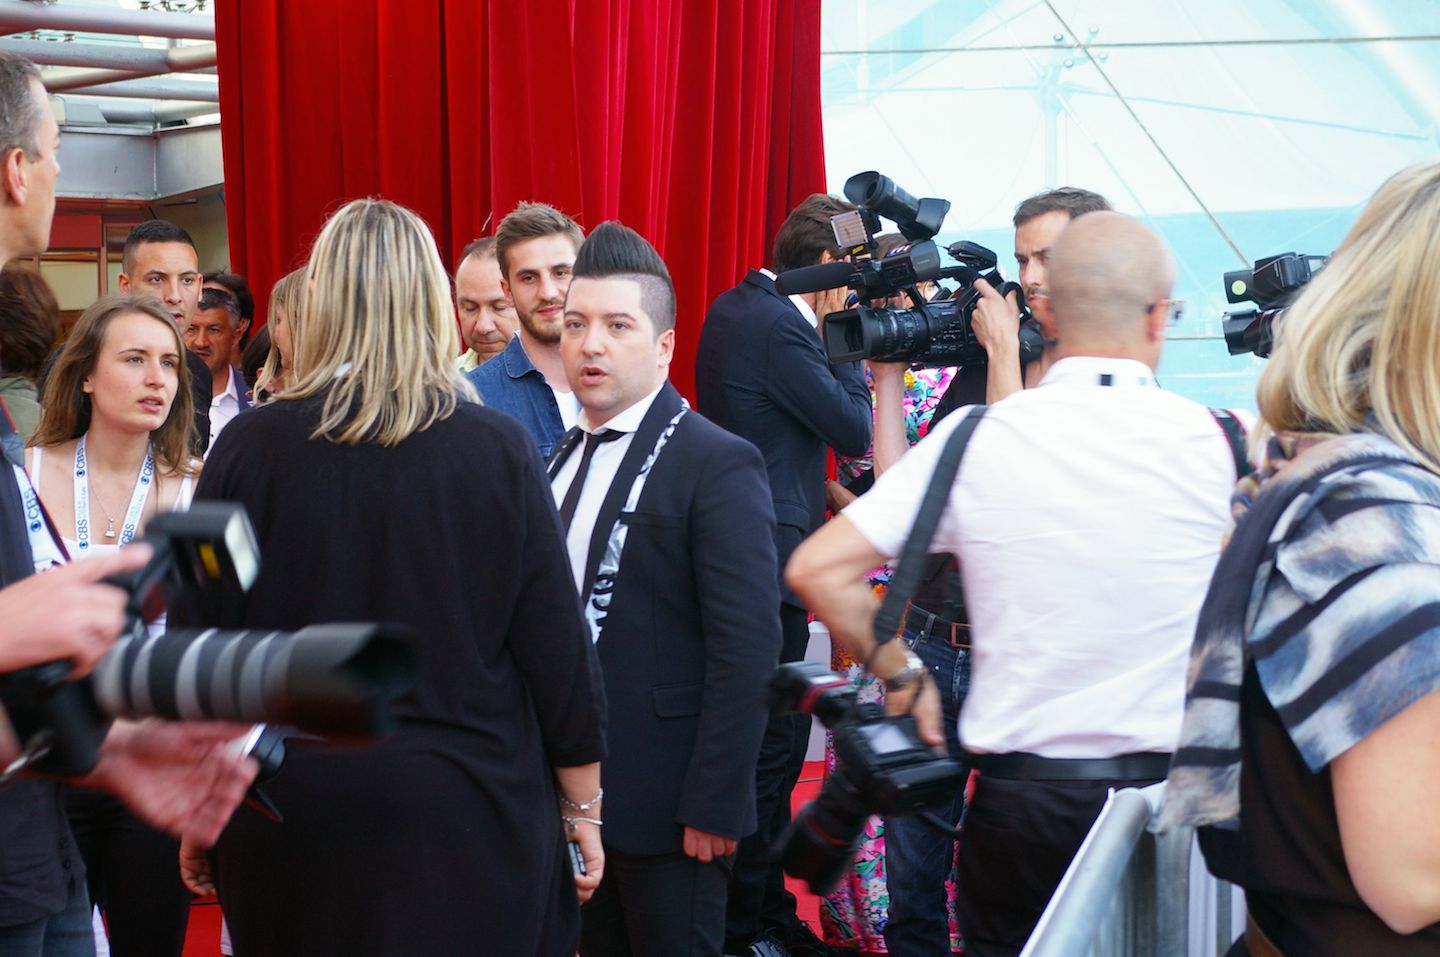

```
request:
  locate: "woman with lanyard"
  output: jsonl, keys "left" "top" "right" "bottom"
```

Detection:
{"left": 24, "top": 293, "right": 200, "bottom": 957}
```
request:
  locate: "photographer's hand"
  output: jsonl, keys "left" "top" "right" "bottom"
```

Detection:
{"left": 0, "top": 545, "right": 152, "bottom": 676}
{"left": 872, "top": 644, "right": 944, "bottom": 748}
{"left": 970, "top": 280, "right": 1024, "bottom": 404}
{"left": 814, "top": 285, "right": 850, "bottom": 334}
{"left": 80, "top": 718, "right": 259, "bottom": 846}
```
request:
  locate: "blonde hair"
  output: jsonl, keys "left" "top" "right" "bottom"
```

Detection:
{"left": 1256, "top": 159, "right": 1440, "bottom": 472}
{"left": 253, "top": 267, "right": 304, "bottom": 400}
{"left": 286, "top": 198, "right": 476, "bottom": 446}
{"left": 31, "top": 295, "right": 196, "bottom": 474}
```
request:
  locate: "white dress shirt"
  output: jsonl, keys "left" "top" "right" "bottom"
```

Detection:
{"left": 206, "top": 365, "right": 242, "bottom": 455}
{"left": 760, "top": 267, "right": 818, "bottom": 329}
{"left": 844, "top": 357, "right": 1242, "bottom": 758}
{"left": 551, "top": 384, "right": 666, "bottom": 596}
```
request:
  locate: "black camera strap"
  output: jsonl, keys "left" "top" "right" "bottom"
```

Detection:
{"left": 1209, "top": 408, "right": 1253, "bottom": 480}
{"left": 872, "top": 406, "right": 988, "bottom": 649}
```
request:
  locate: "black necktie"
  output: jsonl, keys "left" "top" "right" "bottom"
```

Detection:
{"left": 558, "top": 429, "right": 623, "bottom": 530}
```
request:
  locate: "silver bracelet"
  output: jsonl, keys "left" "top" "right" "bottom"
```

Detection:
{"left": 562, "top": 815, "right": 604, "bottom": 833}
{"left": 559, "top": 787, "right": 603, "bottom": 812}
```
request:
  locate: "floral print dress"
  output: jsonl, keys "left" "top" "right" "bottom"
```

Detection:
{"left": 821, "top": 365, "right": 965, "bottom": 953}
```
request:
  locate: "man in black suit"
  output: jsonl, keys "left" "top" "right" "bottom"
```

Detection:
{"left": 549, "top": 221, "right": 781, "bottom": 955}
{"left": 694, "top": 194, "right": 873, "bottom": 956}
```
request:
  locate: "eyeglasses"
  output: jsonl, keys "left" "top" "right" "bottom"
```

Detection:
{"left": 1146, "top": 299, "right": 1185, "bottom": 323}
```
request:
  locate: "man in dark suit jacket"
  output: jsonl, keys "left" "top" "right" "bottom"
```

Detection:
{"left": 694, "top": 194, "right": 873, "bottom": 955}
{"left": 549, "top": 222, "right": 781, "bottom": 956}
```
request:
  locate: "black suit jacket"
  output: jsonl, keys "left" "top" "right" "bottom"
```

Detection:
{"left": 548, "top": 383, "right": 781, "bottom": 856}
{"left": 694, "top": 269, "right": 873, "bottom": 606}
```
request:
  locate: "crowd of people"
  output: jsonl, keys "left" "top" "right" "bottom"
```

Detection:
{"left": 2, "top": 46, "right": 1440, "bottom": 957}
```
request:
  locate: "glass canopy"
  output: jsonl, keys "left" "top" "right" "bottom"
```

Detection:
{"left": 820, "top": 0, "right": 1440, "bottom": 409}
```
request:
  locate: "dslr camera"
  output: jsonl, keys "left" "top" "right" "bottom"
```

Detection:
{"left": 0, "top": 503, "right": 415, "bottom": 778}
{"left": 777, "top": 171, "right": 1045, "bottom": 369}
{"left": 1222, "top": 252, "right": 1327, "bottom": 358}
{"left": 769, "top": 661, "right": 965, "bottom": 895}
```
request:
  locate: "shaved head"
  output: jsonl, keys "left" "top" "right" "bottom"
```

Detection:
{"left": 1047, "top": 211, "right": 1175, "bottom": 352}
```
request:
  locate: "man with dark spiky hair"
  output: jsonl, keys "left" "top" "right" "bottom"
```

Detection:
{"left": 549, "top": 221, "right": 781, "bottom": 955}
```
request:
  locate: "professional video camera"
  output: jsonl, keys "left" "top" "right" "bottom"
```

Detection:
{"left": 775, "top": 171, "right": 1045, "bottom": 368}
{"left": 769, "top": 661, "right": 965, "bottom": 895}
{"left": 0, "top": 503, "right": 415, "bottom": 778}
{"left": 1222, "top": 252, "right": 1327, "bottom": 358}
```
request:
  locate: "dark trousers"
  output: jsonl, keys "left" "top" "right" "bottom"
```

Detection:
{"left": 955, "top": 773, "right": 1163, "bottom": 957}
{"left": 725, "top": 602, "right": 811, "bottom": 944}
{"left": 581, "top": 847, "right": 729, "bottom": 957}
{"left": 65, "top": 790, "right": 190, "bottom": 957}
{"left": 882, "top": 629, "right": 971, "bottom": 957}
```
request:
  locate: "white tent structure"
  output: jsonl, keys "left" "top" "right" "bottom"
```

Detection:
{"left": 820, "top": 0, "right": 1440, "bottom": 408}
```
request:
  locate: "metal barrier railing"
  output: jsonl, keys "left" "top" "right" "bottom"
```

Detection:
{"left": 1020, "top": 782, "right": 1242, "bottom": 957}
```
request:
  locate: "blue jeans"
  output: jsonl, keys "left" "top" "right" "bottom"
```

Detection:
{"left": 0, "top": 880, "right": 96, "bottom": 957}
{"left": 883, "top": 626, "right": 970, "bottom": 957}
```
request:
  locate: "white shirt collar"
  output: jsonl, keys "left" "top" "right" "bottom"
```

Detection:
{"left": 578, "top": 382, "right": 665, "bottom": 435}
{"left": 760, "top": 267, "right": 818, "bottom": 329}
{"left": 216, "top": 365, "right": 239, "bottom": 403}
{"left": 1038, "top": 356, "right": 1157, "bottom": 389}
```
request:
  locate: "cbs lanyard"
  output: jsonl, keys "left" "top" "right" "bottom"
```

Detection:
{"left": 73, "top": 434, "right": 154, "bottom": 551}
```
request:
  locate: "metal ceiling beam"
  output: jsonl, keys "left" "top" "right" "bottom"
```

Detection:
{"left": 59, "top": 76, "right": 218, "bottom": 101}
{"left": 0, "top": 0, "right": 214, "bottom": 41}
{"left": 41, "top": 44, "right": 216, "bottom": 92}
{"left": 4, "top": 37, "right": 216, "bottom": 72}
{"left": 41, "top": 42, "right": 216, "bottom": 92}
{"left": 56, "top": 96, "right": 217, "bottom": 126}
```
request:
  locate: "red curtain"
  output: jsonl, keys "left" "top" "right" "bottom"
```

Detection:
{"left": 216, "top": 0, "right": 826, "bottom": 400}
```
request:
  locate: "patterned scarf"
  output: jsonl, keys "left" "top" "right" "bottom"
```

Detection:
{"left": 581, "top": 402, "right": 688, "bottom": 644}
{"left": 1156, "top": 430, "right": 1417, "bottom": 832}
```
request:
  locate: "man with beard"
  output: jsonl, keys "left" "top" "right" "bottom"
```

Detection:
{"left": 467, "top": 202, "right": 584, "bottom": 458}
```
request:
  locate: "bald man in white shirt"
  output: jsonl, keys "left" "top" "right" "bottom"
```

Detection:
{"left": 787, "top": 211, "right": 1246, "bottom": 957}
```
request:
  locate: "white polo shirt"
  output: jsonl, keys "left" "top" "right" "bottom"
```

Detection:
{"left": 844, "top": 356, "right": 1241, "bottom": 758}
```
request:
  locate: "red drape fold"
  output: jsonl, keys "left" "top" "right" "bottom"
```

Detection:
{"left": 216, "top": 0, "right": 826, "bottom": 401}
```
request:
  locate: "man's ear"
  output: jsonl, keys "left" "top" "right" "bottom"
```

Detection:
{"left": 1145, "top": 299, "right": 1170, "bottom": 343}
{"left": 819, "top": 249, "right": 837, "bottom": 265}
{"left": 1, "top": 147, "right": 27, "bottom": 207}
{"left": 1031, "top": 294, "right": 1058, "bottom": 341}
{"left": 657, "top": 327, "right": 676, "bottom": 365}
{"left": 499, "top": 277, "right": 511, "bottom": 300}
{"left": 117, "top": 273, "right": 132, "bottom": 293}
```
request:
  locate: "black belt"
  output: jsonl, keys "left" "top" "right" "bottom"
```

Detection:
{"left": 903, "top": 603, "right": 970, "bottom": 649}
{"left": 971, "top": 751, "right": 1172, "bottom": 782}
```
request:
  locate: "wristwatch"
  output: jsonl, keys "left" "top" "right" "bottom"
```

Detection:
{"left": 881, "top": 649, "right": 926, "bottom": 693}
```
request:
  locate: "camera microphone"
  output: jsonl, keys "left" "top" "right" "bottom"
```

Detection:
{"left": 774, "top": 262, "right": 855, "bottom": 297}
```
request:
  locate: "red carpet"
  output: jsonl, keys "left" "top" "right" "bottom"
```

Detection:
{"left": 181, "top": 762, "right": 830, "bottom": 956}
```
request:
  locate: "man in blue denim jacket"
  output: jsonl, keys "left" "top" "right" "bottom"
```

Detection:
{"left": 467, "top": 202, "right": 585, "bottom": 459}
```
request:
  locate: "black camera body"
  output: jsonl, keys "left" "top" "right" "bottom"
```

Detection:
{"left": 768, "top": 661, "right": 965, "bottom": 895}
{"left": 0, "top": 503, "right": 415, "bottom": 777}
{"left": 798, "top": 170, "right": 1042, "bottom": 368}
{"left": 823, "top": 242, "right": 1046, "bottom": 368}
{"left": 1222, "top": 252, "right": 1327, "bottom": 358}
